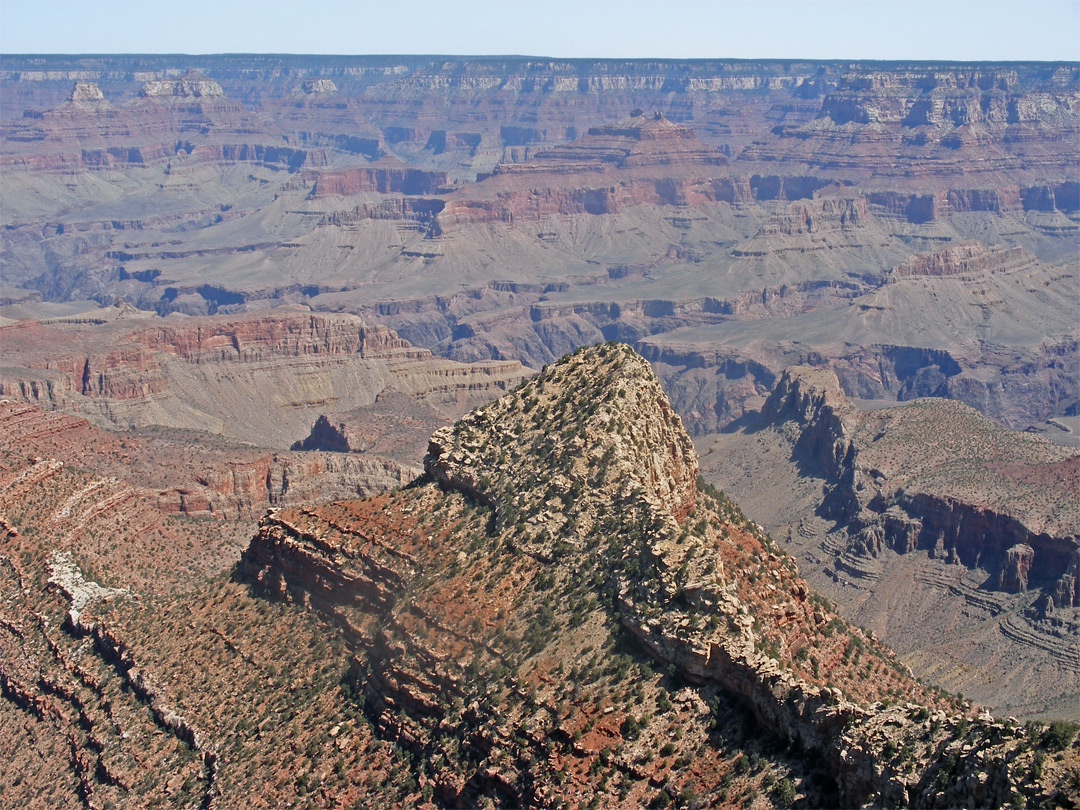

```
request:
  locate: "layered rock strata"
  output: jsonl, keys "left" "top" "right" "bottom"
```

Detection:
{"left": 0, "top": 310, "right": 529, "bottom": 448}
{"left": 762, "top": 366, "right": 1080, "bottom": 612}
{"left": 640, "top": 243, "right": 1078, "bottom": 433}
{"left": 0, "top": 399, "right": 417, "bottom": 521}
{"left": 0, "top": 438, "right": 404, "bottom": 808}
{"left": 691, "top": 366, "right": 1079, "bottom": 716}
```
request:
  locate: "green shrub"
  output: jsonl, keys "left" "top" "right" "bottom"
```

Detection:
{"left": 1043, "top": 720, "right": 1079, "bottom": 752}
{"left": 775, "top": 777, "right": 796, "bottom": 808}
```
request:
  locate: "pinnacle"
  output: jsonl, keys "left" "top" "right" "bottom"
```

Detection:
{"left": 424, "top": 342, "right": 698, "bottom": 545}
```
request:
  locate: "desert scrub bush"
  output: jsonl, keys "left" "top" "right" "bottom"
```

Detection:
{"left": 774, "top": 777, "right": 796, "bottom": 808}
{"left": 621, "top": 714, "right": 644, "bottom": 740}
{"left": 1031, "top": 750, "right": 1046, "bottom": 781}
{"left": 1042, "top": 720, "right": 1079, "bottom": 751}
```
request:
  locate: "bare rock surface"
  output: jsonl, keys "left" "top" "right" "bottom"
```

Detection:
{"left": 47, "top": 550, "right": 128, "bottom": 626}
{"left": 0, "top": 308, "right": 528, "bottom": 448}
{"left": 139, "top": 70, "right": 224, "bottom": 99}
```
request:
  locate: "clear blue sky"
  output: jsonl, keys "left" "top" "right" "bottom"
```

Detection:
{"left": 1, "top": 0, "right": 1077, "bottom": 61}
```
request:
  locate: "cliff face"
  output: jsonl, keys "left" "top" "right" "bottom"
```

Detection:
{"left": 427, "top": 113, "right": 744, "bottom": 229}
{"left": 4, "top": 58, "right": 1075, "bottom": 180}
{"left": 745, "top": 66, "right": 1080, "bottom": 184}
{"left": 305, "top": 163, "right": 449, "bottom": 197}
{"left": 126, "top": 312, "right": 420, "bottom": 363}
{"left": 1, "top": 68, "right": 333, "bottom": 172}
{"left": 0, "top": 399, "right": 419, "bottom": 525}
{"left": 2, "top": 345, "right": 1075, "bottom": 808}
{"left": 727, "top": 366, "right": 1080, "bottom": 718}
{"left": 640, "top": 243, "right": 1078, "bottom": 434}
{"left": 764, "top": 366, "right": 1080, "bottom": 609}
{"left": 891, "top": 242, "right": 1039, "bottom": 278}
{"left": 154, "top": 451, "right": 418, "bottom": 520}
{"left": 0, "top": 310, "right": 529, "bottom": 448}
{"left": 240, "top": 344, "right": 1075, "bottom": 808}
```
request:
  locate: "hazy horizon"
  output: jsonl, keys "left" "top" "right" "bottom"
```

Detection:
{"left": 2, "top": 0, "right": 1078, "bottom": 62}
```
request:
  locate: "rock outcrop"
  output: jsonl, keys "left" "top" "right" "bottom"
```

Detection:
{"left": 2, "top": 343, "right": 1076, "bottom": 808}
{"left": 696, "top": 366, "right": 1079, "bottom": 717}
{"left": 298, "top": 78, "right": 337, "bottom": 95}
{"left": 424, "top": 343, "right": 698, "bottom": 525}
{"left": 764, "top": 367, "right": 1080, "bottom": 606}
{"left": 304, "top": 161, "right": 448, "bottom": 197}
{"left": 65, "top": 81, "right": 109, "bottom": 108}
{"left": 139, "top": 70, "right": 225, "bottom": 99}
{"left": 0, "top": 397, "right": 419, "bottom": 522}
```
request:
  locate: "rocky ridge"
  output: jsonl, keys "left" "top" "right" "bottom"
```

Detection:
{"left": 0, "top": 446, "right": 398, "bottom": 808}
{"left": 1, "top": 343, "right": 1076, "bottom": 807}
{"left": 0, "top": 389, "right": 433, "bottom": 808}
{"left": 242, "top": 344, "right": 1078, "bottom": 808}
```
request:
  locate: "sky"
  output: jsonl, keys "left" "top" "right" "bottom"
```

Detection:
{"left": 0, "top": 0, "right": 1077, "bottom": 62}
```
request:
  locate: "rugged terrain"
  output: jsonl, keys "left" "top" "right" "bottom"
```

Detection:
{"left": 2, "top": 57, "right": 1076, "bottom": 434}
{"left": 0, "top": 306, "right": 527, "bottom": 449}
{"left": 698, "top": 366, "right": 1080, "bottom": 719}
{"left": 0, "top": 400, "right": 417, "bottom": 520}
{"left": 3, "top": 344, "right": 1076, "bottom": 808}
{"left": 642, "top": 242, "right": 1078, "bottom": 433}
{"left": 1, "top": 54, "right": 1078, "bottom": 805}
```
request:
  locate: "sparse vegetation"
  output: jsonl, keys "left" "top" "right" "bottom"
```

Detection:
{"left": 2, "top": 344, "right": 1075, "bottom": 810}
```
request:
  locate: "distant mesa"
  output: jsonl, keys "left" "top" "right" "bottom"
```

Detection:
{"left": 66, "top": 81, "right": 108, "bottom": 106}
{"left": 299, "top": 78, "right": 338, "bottom": 95}
{"left": 139, "top": 70, "right": 225, "bottom": 99}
